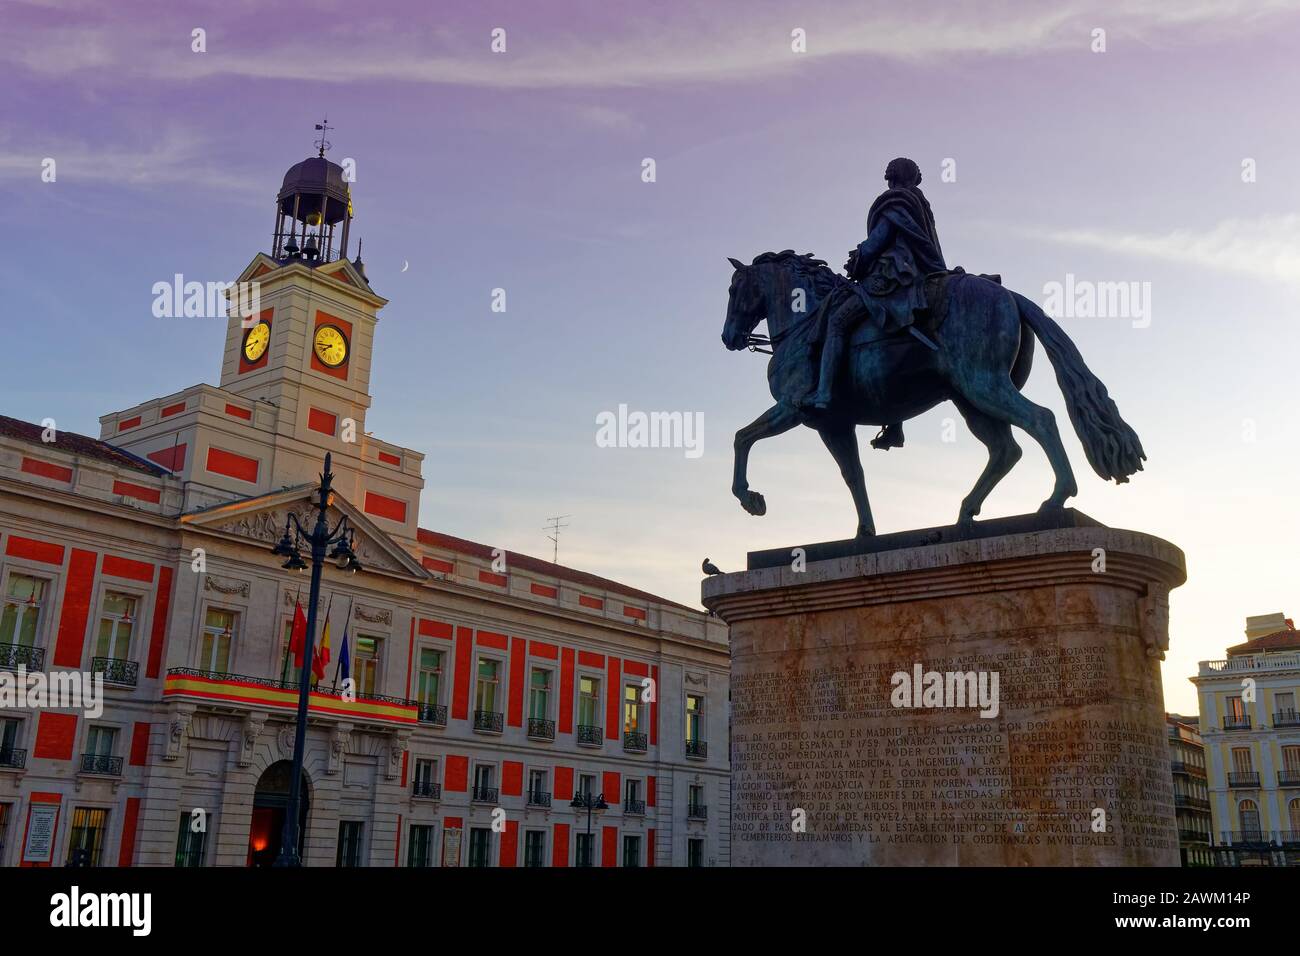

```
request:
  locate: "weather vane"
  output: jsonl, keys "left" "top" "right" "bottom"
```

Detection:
{"left": 313, "top": 117, "right": 333, "bottom": 158}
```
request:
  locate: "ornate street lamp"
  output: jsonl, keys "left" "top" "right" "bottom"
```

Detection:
{"left": 569, "top": 790, "right": 609, "bottom": 867}
{"left": 269, "top": 452, "right": 361, "bottom": 867}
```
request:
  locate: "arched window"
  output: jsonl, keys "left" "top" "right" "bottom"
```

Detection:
{"left": 1289, "top": 798, "right": 1300, "bottom": 835}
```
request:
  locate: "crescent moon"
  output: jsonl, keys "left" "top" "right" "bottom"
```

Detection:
{"left": 401, "top": 260, "right": 409, "bottom": 273}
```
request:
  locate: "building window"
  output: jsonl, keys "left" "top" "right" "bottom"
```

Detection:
{"left": 417, "top": 649, "right": 443, "bottom": 704}
{"left": 1284, "top": 746, "right": 1300, "bottom": 773}
{"left": 0, "top": 573, "right": 47, "bottom": 647}
{"left": 67, "top": 808, "right": 108, "bottom": 866}
{"left": 624, "top": 684, "right": 642, "bottom": 733}
{"left": 353, "top": 637, "right": 381, "bottom": 696}
{"left": 0, "top": 802, "right": 9, "bottom": 863}
{"left": 524, "top": 829, "right": 546, "bottom": 867}
{"left": 476, "top": 657, "right": 500, "bottom": 713}
{"left": 622, "top": 834, "right": 641, "bottom": 867}
{"left": 624, "top": 778, "right": 642, "bottom": 812}
{"left": 578, "top": 676, "right": 601, "bottom": 728}
{"left": 1289, "top": 799, "right": 1300, "bottom": 835}
{"left": 175, "top": 814, "right": 206, "bottom": 867}
{"left": 413, "top": 758, "right": 439, "bottom": 797}
{"left": 0, "top": 717, "right": 20, "bottom": 765}
{"left": 473, "top": 763, "right": 496, "bottom": 801}
{"left": 575, "top": 831, "right": 594, "bottom": 867}
{"left": 686, "top": 694, "right": 704, "bottom": 742}
{"left": 1238, "top": 799, "right": 1261, "bottom": 840}
{"left": 337, "top": 821, "right": 364, "bottom": 866}
{"left": 94, "top": 591, "right": 137, "bottom": 661}
{"left": 578, "top": 773, "right": 596, "bottom": 800}
{"left": 85, "top": 725, "right": 118, "bottom": 770}
{"left": 408, "top": 825, "right": 436, "bottom": 867}
{"left": 1227, "top": 696, "right": 1245, "bottom": 720}
{"left": 688, "top": 838, "right": 704, "bottom": 867}
{"left": 468, "top": 827, "right": 492, "bottom": 867}
{"left": 200, "top": 608, "right": 236, "bottom": 673}
{"left": 528, "top": 769, "right": 549, "bottom": 804}
{"left": 529, "top": 668, "right": 551, "bottom": 719}
{"left": 1231, "top": 747, "right": 1253, "bottom": 774}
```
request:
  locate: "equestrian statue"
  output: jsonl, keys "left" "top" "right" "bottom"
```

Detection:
{"left": 720, "top": 157, "right": 1145, "bottom": 539}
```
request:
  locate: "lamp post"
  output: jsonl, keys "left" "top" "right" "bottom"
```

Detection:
{"left": 270, "top": 452, "right": 361, "bottom": 867}
{"left": 569, "top": 790, "right": 608, "bottom": 866}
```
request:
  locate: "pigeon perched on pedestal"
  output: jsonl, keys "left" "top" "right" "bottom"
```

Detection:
{"left": 701, "top": 558, "right": 723, "bottom": 576}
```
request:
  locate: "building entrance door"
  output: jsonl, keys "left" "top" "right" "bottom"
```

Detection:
{"left": 247, "top": 760, "right": 310, "bottom": 866}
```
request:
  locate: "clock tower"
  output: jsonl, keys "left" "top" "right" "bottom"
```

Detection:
{"left": 101, "top": 140, "right": 425, "bottom": 543}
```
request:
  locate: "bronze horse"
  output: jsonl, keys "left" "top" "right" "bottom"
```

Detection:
{"left": 720, "top": 252, "right": 1145, "bottom": 537}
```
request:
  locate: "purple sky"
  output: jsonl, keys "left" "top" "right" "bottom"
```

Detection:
{"left": 3, "top": 0, "right": 1300, "bottom": 711}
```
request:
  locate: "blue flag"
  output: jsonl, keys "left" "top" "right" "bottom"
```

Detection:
{"left": 336, "top": 626, "right": 351, "bottom": 686}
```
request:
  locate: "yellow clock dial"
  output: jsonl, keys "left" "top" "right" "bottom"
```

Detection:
{"left": 313, "top": 325, "right": 348, "bottom": 368}
{"left": 242, "top": 321, "right": 270, "bottom": 362}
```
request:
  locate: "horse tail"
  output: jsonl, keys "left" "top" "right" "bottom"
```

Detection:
{"left": 1012, "top": 291, "right": 1146, "bottom": 483}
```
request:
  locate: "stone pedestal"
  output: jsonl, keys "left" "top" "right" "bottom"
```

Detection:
{"left": 703, "top": 513, "right": 1186, "bottom": 866}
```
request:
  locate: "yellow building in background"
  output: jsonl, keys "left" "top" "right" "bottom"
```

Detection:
{"left": 1191, "top": 612, "right": 1300, "bottom": 866}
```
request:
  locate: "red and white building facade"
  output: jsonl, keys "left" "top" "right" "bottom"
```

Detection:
{"left": 0, "top": 155, "right": 729, "bottom": 868}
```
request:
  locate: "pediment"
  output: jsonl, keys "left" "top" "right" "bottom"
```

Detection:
{"left": 182, "top": 485, "right": 428, "bottom": 580}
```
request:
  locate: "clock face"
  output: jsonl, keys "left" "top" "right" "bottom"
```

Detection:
{"left": 242, "top": 321, "right": 270, "bottom": 362}
{"left": 313, "top": 325, "right": 348, "bottom": 368}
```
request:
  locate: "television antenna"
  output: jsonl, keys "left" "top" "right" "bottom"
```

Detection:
{"left": 543, "top": 515, "right": 571, "bottom": 564}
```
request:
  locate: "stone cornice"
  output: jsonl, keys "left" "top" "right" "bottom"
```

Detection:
{"left": 703, "top": 525, "right": 1185, "bottom": 624}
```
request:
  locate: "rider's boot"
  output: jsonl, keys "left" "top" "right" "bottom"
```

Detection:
{"left": 805, "top": 330, "right": 846, "bottom": 409}
{"left": 871, "top": 423, "right": 905, "bottom": 450}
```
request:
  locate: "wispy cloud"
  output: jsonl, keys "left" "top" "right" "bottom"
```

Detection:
{"left": 1031, "top": 214, "right": 1300, "bottom": 284}
{"left": 4, "top": 0, "right": 1299, "bottom": 89}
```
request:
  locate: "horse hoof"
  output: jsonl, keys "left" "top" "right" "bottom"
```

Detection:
{"left": 743, "top": 491, "right": 767, "bottom": 516}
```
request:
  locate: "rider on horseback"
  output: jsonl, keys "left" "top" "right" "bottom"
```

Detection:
{"left": 804, "top": 158, "right": 947, "bottom": 450}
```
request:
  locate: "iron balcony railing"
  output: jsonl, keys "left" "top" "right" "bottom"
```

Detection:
{"left": 1222, "top": 716, "right": 1252, "bottom": 731}
{"left": 472, "top": 785, "right": 499, "bottom": 804}
{"left": 623, "top": 732, "right": 647, "bottom": 754}
{"left": 417, "top": 702, "right": 447, "bottom": 726}
{"left": 576, "top": 724, "right": 603, "bottom": 746}
{"left": 1278, "top": 769, "right": 1300, "bottom": 787}
{"left": 1178, "top": 828, "right": 1210, "bottom": 843}
{"left": 0, "top": 747, "right": 27, "bottom": 770}
{"left": 1174, "top": 793, "right": 1211, "bottom": 809}
{"left": 1227, "top": 772, "right": 1261, "bottom": 788}
{"left": 624, "top": 799, "right": 646, "bottom": 815}
{"left": 0, "top": 643, "right": 44, "bottom": 671}
{"left": 685, "top": 739, "right": 708, "bottom": 759}
{"left": 527, "top": 717, "right": 555, "bottom": 741}
{"left": 167, "top": 668, "right": 415, "bottom": 708}
{"left": 1275, "top": 709, "right": 1300, "bottom": 728}
{"left": 527, "top": 790, "right": 552, "bottom": 808}
{"left": 1282, "top": 831, "right": 1300, "bottom": 846}
{"left": 1169, "top": 759, "right": 1206, "bottom": 776}
{"left": 687, "top": 803, "right": 708, "bottom": 820}
{"left": 1222, "top": 830, "right": 1270, "bottom": 847}
{"left": 412, "top": 779, "right": 441, "bottom": 800}
{"left": 473, "top": 710, "right": 504, "bottom": 734}
{"left": 80, "top": 753, "right": 123, "bottom": 776}
{"left": 91, "top": 656, "right": 139, "bottom": 687}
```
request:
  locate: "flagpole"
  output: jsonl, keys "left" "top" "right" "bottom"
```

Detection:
{"left": 316, "top": 592, "right": 335, "bottom": 688}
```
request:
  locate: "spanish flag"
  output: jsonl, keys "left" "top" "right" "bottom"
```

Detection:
{"left": 313, "top": 619, "right": 331, "bottom": 683}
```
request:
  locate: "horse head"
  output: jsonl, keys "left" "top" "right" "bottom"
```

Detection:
{"left": 722, "top": 256, "right": 764, "bottom": 351}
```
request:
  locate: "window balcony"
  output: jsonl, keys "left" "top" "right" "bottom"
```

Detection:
{"left": 1222, "top": 716, "right": 1252, "bottom": 731}
{"left": 624, "top": 799, "right": 646, "bottom": 815}
{"left": 687, "top": 803, "right": 708, "bottom": 821}
{"left": 1278, "top": 770, "right": 1300, "bottom": 787}
{"left": 1282, "top": 831, "right": 1300, "bottom": 847}
{"left": 1174, "top": 793, "right": 1210, "bottom": 810}
{"left": 1178, "top": 828, "right": 1209, "bottom": 843}
{"left": 472, "top": 785, "right": 499, "bottom": 804}
{"left": 0, "top": 747, "right": 27, "bottom": 770}
{"left": 91, "top": 656, "right": 139, "bottom": 688}
{"left": 473, "top": 710, "right": 504, "bottom": 734}
{"left": 0, "top": 643, "right": 44, "bottom": 671}
{"left": 79, "top": 753, "right": 123, "bottom": 776}
{"left": 412, "top": 780, "right": 441, "bottom": 800}
{"left": 417, "top": 702, "right": 447, "bottom": 727}
{"left": 527, "top": 790, "right": 552, "bottom": 808}
{"left": 685, "top": 739, "right": 708, "bottom": 759}
{"left": 1275, "top": 709, "right": 1300, "bottom": 728}
{"left": 1227, "top": 772, "right": 1261, "bottom": 788}
{"left": 576, "top": 724, "right": 603, "bottom": 747}
{"left": 623, "top": 731, "right": 647, "bottom": 754}
{"left": 1222, "top": 830, "right": 1269, "bottom": 848}
{"left": 527, "top": 717, "right": 555, "bottom": 741}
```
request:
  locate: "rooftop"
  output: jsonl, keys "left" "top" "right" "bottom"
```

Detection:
{"left": 0, "top": 414, "right": 169, "bottom": 478}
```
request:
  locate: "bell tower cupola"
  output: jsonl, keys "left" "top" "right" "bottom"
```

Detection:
{"left": 272, "top": 120, "right": 354, "bottom": 264}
